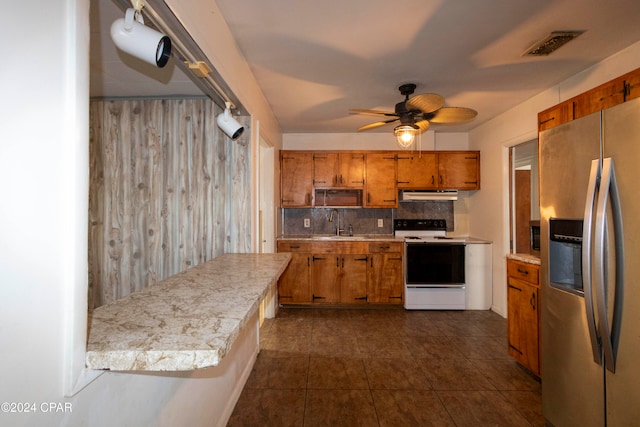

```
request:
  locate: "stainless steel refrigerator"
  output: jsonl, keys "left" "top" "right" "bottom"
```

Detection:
{"left": 539, "top": 96, "right": 640, "bottom": 426}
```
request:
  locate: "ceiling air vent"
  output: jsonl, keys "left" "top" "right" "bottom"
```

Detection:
{"left": 523, "top": 31, "right": 585, "bottom": 56}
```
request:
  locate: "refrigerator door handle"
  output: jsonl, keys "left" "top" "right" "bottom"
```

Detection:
{"left": 594, "top": 157, "right": 624, "bottom": 373}
{"left": 583, "top": 159, "right": 602, "bottom": 365}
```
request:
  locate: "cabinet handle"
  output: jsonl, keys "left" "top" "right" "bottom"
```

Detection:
{"left": 464, "top": 181, "right": 478, "bottom": 184}
{"left": 439, "top": 175, "right": 443, "bottom": 184}
{"left": 389, "top": 295, "right": 402, "bottom": 300}
{"left": 312, "top": 294, "right": 325, "bottom": 300}
{"left": 509, "top": 344, "right": 523, "bottom": 355}
{"left": 290, "top": 245, "right": 300, "bottom": 249}
{"left": 383, "top": 199, "right": 396, "bottom": 203}
{"left": 379, "top": 245, "right": 390, "bottom": 250}
{"left": 431, "top": 176, "right": 435, "bottom": 185}
{"left": 508, "top": 284, "right": 522, "bottom": 292}
{"left": 312, "top": 256, "right": 326, "bottom": 261}
{"left": 530, "top": 292, "right": 537, "bottom": 310}
{"left": 397, "top": 181, "right": 410, "bottom": 184}
{"left": 306, "top": 193, "right": 311, "bottom": 204}
{"left": 367, "top": 193, "right": 371, "bottom": 203}
{"left": 339, "top": 174, "right": 343, "bottom": 184}
{"left": 354, "top": 296, "right": 368, "bottom": 301}
{"left": 464, "top": 156, "right": 478, "bottom": 160}
{"left": 517, "top": 268, "right": 529, "bottom": 275}
{"left": 355, "top": 257, "right": 368, "bottom": 262}
{"left": 539, "top": 117, "right": 556, "bottom": 126}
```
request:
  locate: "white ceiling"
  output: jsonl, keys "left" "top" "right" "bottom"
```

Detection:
{"left": 91, "top": 0, "right": 640, "bottom": 133}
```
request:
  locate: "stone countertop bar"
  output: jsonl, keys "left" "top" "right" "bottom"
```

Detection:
{"left": 507, "top": 253, "right": 541, "bottom": 265}
{"left": 86, "top": 253, "right": 291, "bottom": 372}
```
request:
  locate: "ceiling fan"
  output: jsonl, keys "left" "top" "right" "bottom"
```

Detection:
{"left": 350, "top": 83, "right": 477, "bottom": 147}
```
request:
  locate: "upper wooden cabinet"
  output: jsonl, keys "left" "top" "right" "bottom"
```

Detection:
{"left": 281, "top": 152, "right": 313, "bottom": 207}
{"left": 438, "top": 152, "right": 480, "bottom": 190}
{"left": 539, "top": 66, "right": 640, "bottom": 132}
{"left": 364, "top": 153, "right": 397, "bottom": 207}
{"left": 396, "top": 152, "right": 438, "bottom": 189}
{"left": 280, "top": 149, "right": 481, "bottom": 207}
{"left": 313, "top": 153, "right": 365, "bottom": 188}
{"left": 397, "top": 151, "right": 480, "bottom": 190}
{"left": 538, "top": 101, "right": 573, "bottom": 132}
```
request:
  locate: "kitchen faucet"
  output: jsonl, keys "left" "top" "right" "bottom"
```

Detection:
{"left": 328, "top": 209, "right": 344, "bottom": 236}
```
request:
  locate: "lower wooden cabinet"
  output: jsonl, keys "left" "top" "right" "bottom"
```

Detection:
{"left": 277, "top": 240, "right": 403, "bottom": 305}
{"left": 507, "top": 257, "right": 541, "bottom": 376}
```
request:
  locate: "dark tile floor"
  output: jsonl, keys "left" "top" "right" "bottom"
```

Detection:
{"left": 227, "top": 307, "right": 544, "bottom": 427}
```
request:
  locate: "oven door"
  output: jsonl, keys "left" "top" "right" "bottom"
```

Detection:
{"left": 404, "top": 242, "right": 466, "bottom": 287}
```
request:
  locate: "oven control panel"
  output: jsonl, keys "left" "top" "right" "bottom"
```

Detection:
{"left": 394, "top": 219, "right": 447, "bottom": 231}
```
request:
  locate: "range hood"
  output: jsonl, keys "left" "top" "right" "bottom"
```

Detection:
{"left": 399, "top": 190, "right": 458, "bottom": 201}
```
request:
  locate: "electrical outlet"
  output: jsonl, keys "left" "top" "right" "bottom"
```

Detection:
{"left": 304, "top": 218, "right": 311, "bottom": 228}
{"left": 377, "top": 219, "right": 384, "bottom": 228}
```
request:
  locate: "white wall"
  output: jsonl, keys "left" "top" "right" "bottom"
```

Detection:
{"left": 468, "top": 40, "right": 640, "bottom": 316}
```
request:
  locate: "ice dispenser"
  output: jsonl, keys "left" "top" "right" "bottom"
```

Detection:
{"left": 549, "top": 219, "right": 584, "bottom": 295}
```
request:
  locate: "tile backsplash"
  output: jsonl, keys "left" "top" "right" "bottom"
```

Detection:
{"left": 282, "top": 201, "right": 454, "bottom": 235}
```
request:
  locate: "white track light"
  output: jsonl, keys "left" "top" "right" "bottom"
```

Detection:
{"left": 111, "top": 8, "right": 171, "bottom": 68}
{"left": 217, "top": 102, "right": 244, "bottom": 140}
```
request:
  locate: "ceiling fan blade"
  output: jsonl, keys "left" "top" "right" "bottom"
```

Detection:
{"left": 429, "top": 107, "right": 478, "bottom": 123}
{"left": 406, "top": 93, "right": 445, "bottom": 114}
{"left": 414, "top": 120, "right": 430, "bottom": 133}
{"left": 349, "top": 109, "right": 398, "bottom": 117}
{"left": 357, "top": 118, "right": 399, "bottom": 131}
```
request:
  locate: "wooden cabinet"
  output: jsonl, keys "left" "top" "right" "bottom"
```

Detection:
{"left": 438, "top": 152, "right": 480, "bottom": 190}
{"left": 277, "top": 242, "right": 312, "bottom": 304}
{"left": 507, "top": 258, "right": 541, "bottom": 376}
{"left": 313, "top": 153, "right": 365, "bottom": 188}
{"left": 364, "top": 153, "right": 397, "bottom": 207}
{"left": 367, "top": 242, "right": 403, "bottom": 303}
{"left": 281, "top": 152, "right": 313, "bottom": 207}
{"left": 573, "top": 79, "right": 625, "bottom": 120}
{"left": 538, "top": 101, "right": 573, "bottom": 131}
{"left": 396, "top": 151, "right": 480, "bottom": 190}
{"left": 280, "top": 149, "right": 482, "bottom": 208}
{"left": 277, "top": 240, "right": 403, "bottom": 305}
{"left": 538, "top": 66, "right": 640, "bottom": 131}
{"left": 396, "top": 152, "right": 438, "bottom": 189}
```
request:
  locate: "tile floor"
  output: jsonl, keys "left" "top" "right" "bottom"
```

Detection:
{"left": 227, "top": 307, "right": 544, "bottom": 426}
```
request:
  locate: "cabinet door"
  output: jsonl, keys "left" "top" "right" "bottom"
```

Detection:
{"left": 368, "top": 253, "right": 403, "bottom": 303}
{"left": 313, "top": 153, "right": 338, "bottom": 187}
{"left": 507, "top": 277, "right": 540, "bottom": 375}
{"left": 396, "top": 153, "right": 438, "bottom": 189}
{"left": 438, "top": 152, "right": 480, "bottom": 190}
{"left": 340, "top": 254, "right": 369, "bottom": 303}
{"left": 281, "top": 152, "right": 313, "bottom": 206}
{"left": 339, "top": 153, "right": 365, "bottom": 188}
{"left": 538, "top": 101, "right": 573, "bottom": 131}
{"left": 278, "top": 253, "right": 311, "bottom": 304}
{"left": 365, "top": 153, "right": 397, "bottom": 207}
{"left": 311, "top": 255, "right": 341, "bottom": 303}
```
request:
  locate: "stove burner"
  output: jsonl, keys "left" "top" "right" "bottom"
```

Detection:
{"left": 405, "top": 236, "right": 422, "bottom": 240}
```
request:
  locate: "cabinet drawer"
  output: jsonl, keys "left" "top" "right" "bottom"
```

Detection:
{"left": 278, "top": 241, "right": 311, "bottom": 252}
{"left": 368, "top": 242, "right": 402, "bottom": 253}
{"left": 507, "top": 259, "right": 539, "bottom": 285}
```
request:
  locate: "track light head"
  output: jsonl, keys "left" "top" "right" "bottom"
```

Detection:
{"left": 217, "top": 103, "right": 245, "bottom": 140}
{"left": 111, "top": 8, "right": 171, "bottom": 68}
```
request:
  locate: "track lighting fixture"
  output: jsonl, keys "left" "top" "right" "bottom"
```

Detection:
{"left": 111, "top": 7, "right": 171, "bottom": 68}
{"left": 217, "top": 102, "right": 245, "bottom": 140}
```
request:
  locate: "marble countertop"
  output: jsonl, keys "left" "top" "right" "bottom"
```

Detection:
{"left": 507, "top": 253, "right": 541, "bottom": 265}
{"left": 278, "top": 235, "right": 491, "bottom": 244}
{"left": 86, "top": 253, "right": 291, "bottom": 372}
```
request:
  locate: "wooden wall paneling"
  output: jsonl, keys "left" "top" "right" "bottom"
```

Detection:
{"left": 89, "top": 98, "right": 246, "bottom": 308}
{"left": 88, "top": 102, "right": 103, "bottom": 311}
{"left": 146, "top": 100, "right": 164, "bottom": 289}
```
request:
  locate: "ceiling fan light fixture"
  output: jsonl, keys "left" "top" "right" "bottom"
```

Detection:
{"left": 394, "top": 125, "right": 418, "bottom": 148}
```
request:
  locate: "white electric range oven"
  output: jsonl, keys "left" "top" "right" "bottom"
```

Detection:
{"left": 394, "top": 219, "right": 467, "bottom": 310}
